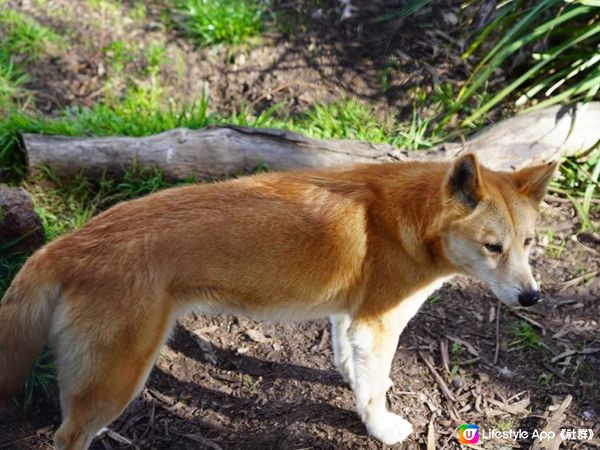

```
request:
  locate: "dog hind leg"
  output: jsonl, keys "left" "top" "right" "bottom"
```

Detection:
{"left": 330, "top": 314, "right": 355, "bottom": 388}
{"left": 52, "top": 300, "right": 174, "bottom": 450}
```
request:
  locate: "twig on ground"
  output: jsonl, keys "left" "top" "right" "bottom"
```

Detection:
{"left": 139, "top": 401, "right": 156, "bottom": 440}
{"left": 418, "top": 350, "right": 457, "bottom": 403}
{"left": 427, "top": 414, "right": 437, "bottom": 450}
{"left": 556, "top": 271, "right": 599, "bottom": 291}
{"left": 103, "top": 429, "right": 133, "bottom": 446}
{"left": 444, "top": 335, "right": 479, "bottom": 357}
{"left": 510, "top": 310, "right": 547, "bottom": 333}
{"left": 551, "top": 347, "right": 600, "bottom": 363}
{"left": 440, "top": 339, "right": 450, "bottom": 374}
{"left": 494, "top": 299, "right": 501, "bottom": 365}
{"left": 179, "top": 432, "right": 224, "bottom": 450}
{"left": 0, "top": 434, "right": 37, "bottom": 448}
{"left": 531, "top": 395, "right": 572, "bottom": 450}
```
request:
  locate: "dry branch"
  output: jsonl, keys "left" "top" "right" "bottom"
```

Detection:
{"left": 22, "top": 103, "right": 600, "bottom": 180}
{"left": 418, "top": 351, "right": 457, "bottom": 403}
{"left": 531, "top": 395, "right": 572, "bottom": 450}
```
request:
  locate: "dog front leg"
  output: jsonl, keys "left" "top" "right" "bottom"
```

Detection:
{"left": 347, "top": 280, "right": 446, "bottom": 444}
{"left": 347, "top": 312, "right": 415, "bottom": 445}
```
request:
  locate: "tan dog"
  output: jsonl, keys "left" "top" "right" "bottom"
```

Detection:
{"left": 0, "top": 154, "right": 556, "bottom": 449}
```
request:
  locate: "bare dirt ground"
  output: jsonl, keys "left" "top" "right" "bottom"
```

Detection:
{"left": 1, "top": 1, "right": 599, "bottom": 449}
{"left": 6, "top": 0, "right": 469, "bottom": 118}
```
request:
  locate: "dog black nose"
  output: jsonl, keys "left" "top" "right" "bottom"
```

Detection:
{"left": 518, "top": 289, "right": 540, "bottom": 307}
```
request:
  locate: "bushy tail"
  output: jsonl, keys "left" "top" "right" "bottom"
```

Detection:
{"left": 0, "top": 254, "right": 60, "bottom": 401}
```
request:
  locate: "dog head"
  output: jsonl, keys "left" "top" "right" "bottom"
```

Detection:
{"left": 440, "top": 153, "right": 557, "bottom": 307}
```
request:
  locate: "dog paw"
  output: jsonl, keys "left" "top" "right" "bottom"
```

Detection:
{"left": 367, "top": 412, "right": 413, "bottom": 446}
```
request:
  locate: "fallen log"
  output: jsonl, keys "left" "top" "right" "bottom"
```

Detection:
{"left": 22, "top": 103, "right": 600, "bottom": 179}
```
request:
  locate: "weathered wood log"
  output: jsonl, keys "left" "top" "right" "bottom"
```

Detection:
{"left": 22, "top": 103, "right": 600, "bottom": 180}
{"left": 0, "top": 186, "right": 45, "bottom": 255}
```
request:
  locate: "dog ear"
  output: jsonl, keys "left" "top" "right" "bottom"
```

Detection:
{"left": 447, "top": 153, "right": 483, "bottom": 209}
{"left": 512, "top": 160, "right": 558, "bottom": 204}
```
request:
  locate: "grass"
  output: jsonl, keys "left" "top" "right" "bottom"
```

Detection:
{"left": 552, "top": 147, "right": 600, "bottom": 231}
{"left": 0, "top": 9, "right": 65, "bottom": 111}
{"left": 289, "top": 99, "right": 444, "bottom": 149}
{"left": 0, "top": 252, "right": 25, "bottom": 294}
{"left": 0, "top": 9, "right": 65, "bottom": 58}
{"left": 174, "top": 0, "right": 268, "bottom": 46}
{"left": 507, "top": 321, "right": 551, "bottom": 352}
{"left": 0, "top": 94, "right": 439, "bottom": 270}
{"left": 20, "top": 350, "right": 55, "bottom": 410}
{"left": 0, "top": 50, "right": 28, "bottom": 110}
{"left": 28, "top": 166, "right": 178, "bottom": 241}
{"left": 449, "top": 1, "right": 600, "bottom": 126}
{"left": 427, "top": 293, "right": 443, "bottom": 304}
{"left": 542, "top": 229, "right": 567, "bottom": 259}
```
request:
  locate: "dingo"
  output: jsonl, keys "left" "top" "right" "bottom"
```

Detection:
{"left": 0, "top": 154, "right": 556, "bottom": 449}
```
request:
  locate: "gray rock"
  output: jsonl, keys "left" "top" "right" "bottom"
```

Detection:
{"left": 0, "top": 186, "right": 45, "bottom": 255}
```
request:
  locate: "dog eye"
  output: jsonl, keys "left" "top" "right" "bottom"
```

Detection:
{"left": 524, "top": 237, "right": 533, "bottom": 246}
{"left": 484, "top": 243, "right": 503, "bottom": 254}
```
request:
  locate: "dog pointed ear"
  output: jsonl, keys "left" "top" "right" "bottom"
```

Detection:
{"left": 512, "top": 160, "right": 558, "bottom": 204}
{"left": 447, "top": 153, "right": 483, "bottom": 209}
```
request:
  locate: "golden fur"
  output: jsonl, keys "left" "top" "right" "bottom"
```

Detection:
{"left": 0, "top": 155, "right": 556, "bottom": 449}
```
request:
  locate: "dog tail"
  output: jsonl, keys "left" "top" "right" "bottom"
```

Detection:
{"left": 0, "top": 251, "right": 60, "bottom": 401}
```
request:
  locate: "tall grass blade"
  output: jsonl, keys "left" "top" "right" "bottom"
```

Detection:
{"left": 464, "top": 21, "right": 600, "bottom": 124}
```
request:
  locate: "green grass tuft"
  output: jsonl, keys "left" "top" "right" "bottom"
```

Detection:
{"left": 508, "top": 320, "right": 551, "bottom": 352}
{"left": 0, "top": 9, "right": 65, "bottom": 58}
{"left": 0, "top": 9, "right": 66, "bottom": 111}
{"left": 289, "top": 99, "right": 443, "bottom": 150}
{"left": 552, "top": 147, "right": 600, "bottom": 231}
{"left": 174, "top": 0, "right": 268, "bottom": 46}
{"left": 0, "top": 50, "right": 28, "bottom": 110}
{"left": 19, "top": 350, "right": 55, "bottom": 410}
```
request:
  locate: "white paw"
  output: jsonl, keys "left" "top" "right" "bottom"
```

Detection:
{"left": 366, "top": 412, "right": 413, "bottom": 446}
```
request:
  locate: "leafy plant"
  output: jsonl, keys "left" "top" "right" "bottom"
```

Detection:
{"left": 508, "top": 320, "right": 551, "bottom": 352}
{"left": 452, "top": 1, "right": 600, "bottom": 126}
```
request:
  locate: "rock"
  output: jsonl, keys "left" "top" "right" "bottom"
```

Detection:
{"left": 451, "top": 377, "right": 463, "bottom": 389}
{"left": 0, "top": 186, "right": 45, "bottom": 255}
